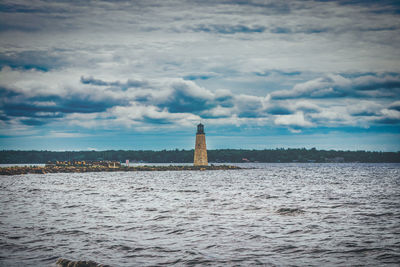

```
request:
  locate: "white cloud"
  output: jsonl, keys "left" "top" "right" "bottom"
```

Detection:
{"left": 380, "top": 108, "right": 400, "bottom": 120}
{"left": 46, "top": 131, "right": 91, "bottom": 138}
{"left": 274, "top": 112, "right": 313, "bottom": 127}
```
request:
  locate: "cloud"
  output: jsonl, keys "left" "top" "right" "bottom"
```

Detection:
{"left": 214, "top": 89, "right": 235, "bottom": 108}
{"left": 20, "top": 118, "right": 47, "bottom": 126}
{"left": 292, "top": 100, "right": 321, "bottom": 113}
{"left": 265, "top": 105, "right": 293, "bottom": 115}
{"left": 2, "top": 65, "right": 399, "bottom": 133}
{"left": 0, "top": 67, "right": 272, "bottom": 128}
{"left": 255, "top": 70, "right": 302, "bottom": 77}
{"left": 347, "top": 100, "right": 383, "bottom": 116}
{"left": 388, "top": 101, "right": 400, "bottom": 111}
{"left": 0, "top": 0, "right": 399, "bottom": 143}
{"left": 214, "top": 0, "right": 292, "bottom": 14}
{"left": 154, "top": 80, "right": 215, "bottom": 113}
{"left": 46, "top": 131, "right": 91, "bottom": 138}
{"left": 80, "top": 76, "right": 148, "bottom": 89}
{"left": 183, "top": 73, "right": 216, "bottom": 80}
{"left": 191, "top": 24, "right": 266, "bottom": 34}
{"left": 271, "top": 73, "right": 400, "bottom": 99}
{"left": 200, "top": 106, "right": 233, "bottom": 119}
{"left": 0, "top": 50, "right": 64, "bottom": 71}
{"left": 1, "top": 90, "right": 125, "bottom": 124}
{"left": 374, "top": 108, "right": 400, "bottom": 124}
{"left": 274, "top": 112, "right": 313, "bottom": 128}
{"left": 0, "top": 67, "right": 131, "bottom": 125}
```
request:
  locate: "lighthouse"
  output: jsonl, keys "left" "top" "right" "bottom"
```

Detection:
{"left": 194, "top": 123, "right": 208, "bottom": 166}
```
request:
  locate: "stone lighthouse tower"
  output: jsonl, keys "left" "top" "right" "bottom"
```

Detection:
{"left": 194, "top": 123, "right": 208, "bottom": 166}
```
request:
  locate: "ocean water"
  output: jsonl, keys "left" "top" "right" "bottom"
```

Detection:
{"left": 0, "top": 163, "right": 399, "bottom": 266}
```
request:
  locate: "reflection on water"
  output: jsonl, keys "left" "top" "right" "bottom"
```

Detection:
{"left": 0, "top": 163, "right": 399, "bottom": 266}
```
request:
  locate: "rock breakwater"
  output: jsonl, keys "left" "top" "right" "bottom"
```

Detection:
{"left": 0, "top": 164, "right": 241, "bottom": 175}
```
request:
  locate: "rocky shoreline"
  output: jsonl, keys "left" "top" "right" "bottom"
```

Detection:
{"left": 0, "top": 164, "right": 241, "bottom": 175}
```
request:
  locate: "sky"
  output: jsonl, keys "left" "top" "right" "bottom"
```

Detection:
{"left": 0, "top": 0, "right": 399, "bottom": 151}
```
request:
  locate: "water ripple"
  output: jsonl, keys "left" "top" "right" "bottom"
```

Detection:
{"left": 0, "top": 163, "right": 399, "bottom": 266}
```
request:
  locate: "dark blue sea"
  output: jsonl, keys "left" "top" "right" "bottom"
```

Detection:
{"left": 0, "top": 163, "right": 399, "bottom": 266}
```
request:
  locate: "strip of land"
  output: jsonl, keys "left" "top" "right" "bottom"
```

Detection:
{"left": 0, "top": 165, "right": 241, "bottom": 175}
{"left": 1, "top": 149, "right": 399, "bottom": 163}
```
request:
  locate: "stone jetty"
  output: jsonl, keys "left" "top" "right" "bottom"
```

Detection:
{"left": 0, "top": 164, "right": 241, "bottom": 175}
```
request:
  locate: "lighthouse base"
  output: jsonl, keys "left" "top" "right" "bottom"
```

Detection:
{"left": 194, "top": 133, "right": 208, "bottom": 166}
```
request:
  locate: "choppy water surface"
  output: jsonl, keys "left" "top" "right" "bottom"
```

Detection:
{"left": 0, "top": 163, "right": 399, "bottom": 266}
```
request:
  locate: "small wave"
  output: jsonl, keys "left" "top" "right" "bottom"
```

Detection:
{"left": 132, "top": 186, "right": 153, "bottom": 191}
{"left": 151, "top": 246, "right": 181, "bottom": 253}
{"left": 114, "top": 246, "right": 145, "bottom": 253}
{"left": 158, "top": 258, "right": 183, "bottom": 265}
{"left": 108, "top": 244, "right": 133, "bottom": 251}
{"left": 145, "top": 208, "right": 157, "bottom": 212}
{"left": 272, "top": 245, "right": 299, "bottom": 253}
{"left": 249, "top": 234, "right": 264, "bottom": 240}
{"left": 63, "top": 204, "right": 81, "bottom": 208}
{"left": 43, "top": 255, "right": 60, "bottom": 262}
{"left": 182, "top": 257, "right": 214, "bottom": 265}
{"left": 346, "top": 247, "right": 389, "bottom": 253}
{"left": 376, "top": 253, "right": 400, "bottom": 263}
{"left": 276, "top": 208, "right": 305, "bottom": 215}
{"left": 54, "top": 229, "right": 86, "bottom": 236}
{"left": 286, "top": 229, "right": 302, "bottom": 234}
{"left": 56, "top": 258, "right": 110, "bottom": 267}
{"left": 356, "top": 212, "right": 395, "bottom": 217}
{"left": 177, "top": 189, "right": 199, "bottom": 193}
{"left": 167, "top": 229, "right": 185, "bottom": 235}
{"left": 159, "top": 209, "right": 174, "bottom": 213}
{"left": 204, "top": 244, "right": 218, "bottom": 249}
{"left": 21, "top": 238, "right": 44, "bottom": 244}
{"left": 8, "top": 235, "right": 23, "bottom": 240}
{"left": 255, "top": 194, "right": 278, "bottom": 199}
{"left": 243, "top": 205, "right": 263, "bottom": 211}
{"left": 310, "top": 248, "right": 329, "bottom": 254}
{"left": 151, "top": 215, "right": 173, "bottom": 221}
{"left": 28, "top": 188, "right": 41, "bottom": 192}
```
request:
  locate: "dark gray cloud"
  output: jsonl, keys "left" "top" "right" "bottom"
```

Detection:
{"left": 265, "top": 106, "right": 293, "bottom": 115}
{"left": 270, "top": 27, "right": 292, "bottom": 34}
{"left": 183, "top": 74, "right": 215, "bottom": 81}
{"left": 215, "top": 94, "right": 234, "bottom": 108}
{"left": 255, "top": 70, "right": 302, "bottom": 77}
{"left": 388, "top": 102, "right": 400, "bottom": 111}
{"left": 191, "top": 24, "right": 266, "bottom": 34}
{"left": 80, "top": 76, "right": 148, "bottom": 89}
{"left": 20, "top": 118, "right": 47, "bottom": 126}
{"left": 141, "top": 115, "right": 172, "bottom": 125}
{"left": 316, "top": 0, "right": 400, "bottom": 15}
{"left": 231, "top": 0, "right": 292, "bottom": 14}
{"left": 0, "top": 85, "right": 129, "bottom": 125}
{"left": 269, "top": 25, "right": 397, "bottom": 35}
{"left": 158, "top": 82, "right": 215, "bottom": 113}
{"left": 0, "top": 51, "right": 64, "bottom": 71}
{"left": 351, "top": 110, "right": 380, "bottom": 117}
{"left": 374, "top": 117, "right": 400, "bottom": 124}
{"left": 270, "top": 26, "right": 332, "bottom": 34}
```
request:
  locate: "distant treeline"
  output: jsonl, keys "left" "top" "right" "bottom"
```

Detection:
{"left": 1, "top": 148, "right": 400, "bottom": 163}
